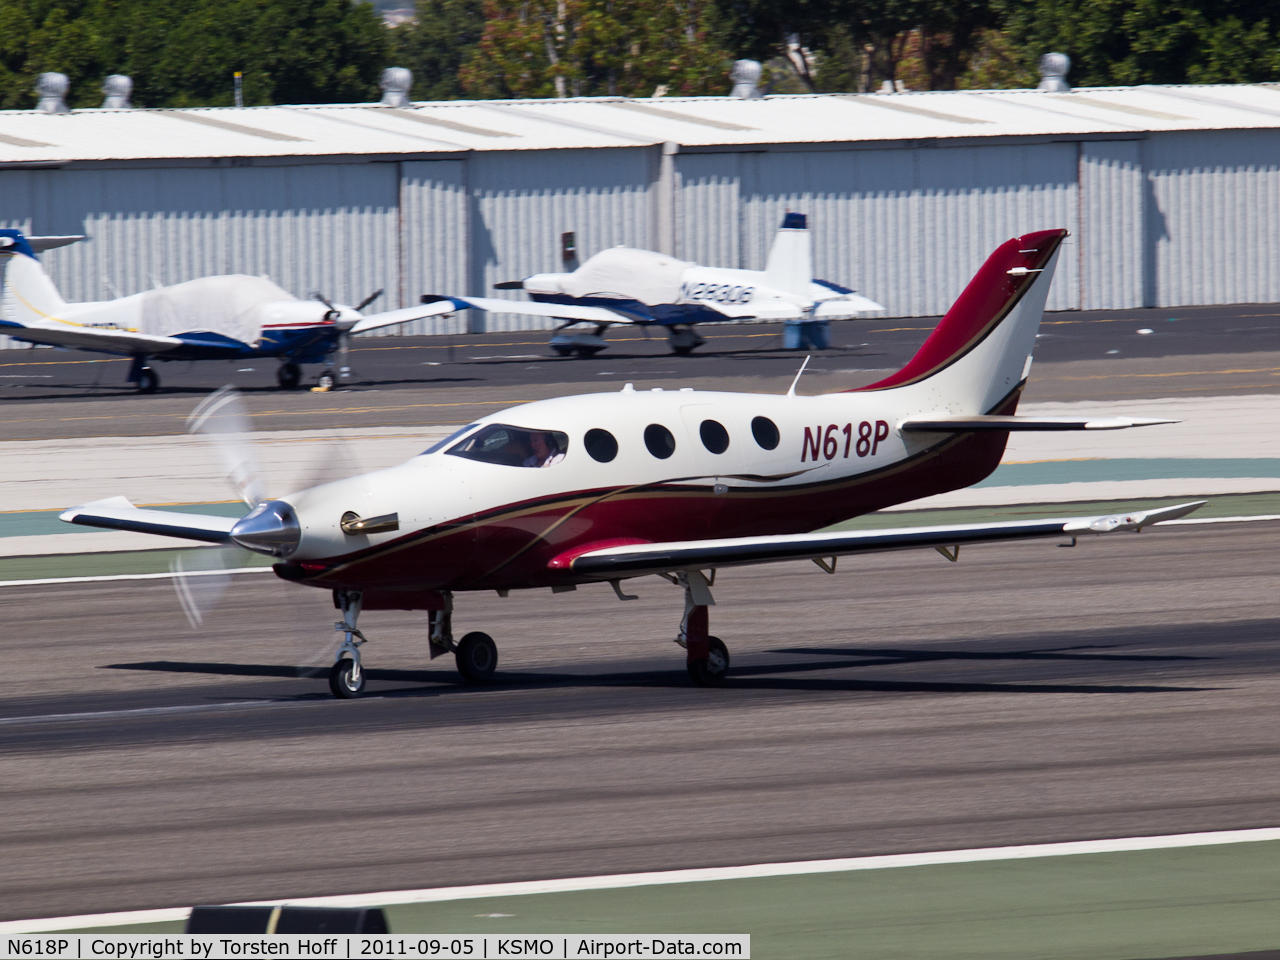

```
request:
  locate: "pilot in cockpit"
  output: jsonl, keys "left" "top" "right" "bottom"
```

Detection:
{"left": 523, "top": 431, "right": 565, "bottom": 468}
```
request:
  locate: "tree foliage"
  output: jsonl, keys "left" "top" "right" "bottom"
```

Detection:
{"left": 0, "top": 0, "right": 388, "bottom": 109}
{"left": 458, "top": 0, "right": 732, "bottom": 98}
{"left": 391, "top": 0, "right": 485, "bottom": 100}
{"left": 1000, "top": 0, "right": 1280, "bottom": 86}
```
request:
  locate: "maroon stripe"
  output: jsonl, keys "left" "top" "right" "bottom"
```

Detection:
{"left": 851, "top": 229, "right": 1067, "bottom": 392}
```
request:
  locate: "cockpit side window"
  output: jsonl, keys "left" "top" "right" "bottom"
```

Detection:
{"left": 447, "top": 424, "right": 569, "bottom": 468}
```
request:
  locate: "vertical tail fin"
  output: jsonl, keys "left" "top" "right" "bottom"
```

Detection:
{"left": 0, "top": 229, "right": 69, "bottom": 327}
{"left": 763, "top": 213, "right": 812, "bottom": 297}
{"left": 853, "top": 229, "right": 1068, "bottom": 413}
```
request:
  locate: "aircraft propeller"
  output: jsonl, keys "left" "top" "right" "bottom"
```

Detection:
{"left": 311, "top": 289, "right": 384, "bottom": 384}
{"left": 170, "top": 385, "right": 362, "bottom": 636}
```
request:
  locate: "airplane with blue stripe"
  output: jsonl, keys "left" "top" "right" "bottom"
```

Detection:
{"left": 0, "top": 230, "right": 445, "bottom": 393}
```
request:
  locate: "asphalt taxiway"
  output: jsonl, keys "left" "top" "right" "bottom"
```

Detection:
{"left": 2, "top": 522, "right": 1278, "bottom": 923}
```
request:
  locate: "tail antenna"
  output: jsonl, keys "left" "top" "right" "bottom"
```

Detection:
{"left": 786, "top": 355, "right": 811, "bottom": 397}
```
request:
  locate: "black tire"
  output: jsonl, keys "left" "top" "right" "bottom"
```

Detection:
{"left": 688, "top": 636, "right": 729, "bottom": 687}
{"left": 136, "top": 367, "right": 159, "bottom": 394}
{"left": 317, "top": 372, "right": 336, "bottom": 391}
{"left": 456, "top": 631, "right": 498, "bottom": 682}
{"left": 329, "top": 659, "right": 366, "bottom": 699}
{"left": 277, "top": 363, "right": 301, "bottom": 390}
{"left": 552, "top": 346, "right": 573, "bottom": 357}
{"left": 672, "top": 346, "right": 694, "bottom": 356}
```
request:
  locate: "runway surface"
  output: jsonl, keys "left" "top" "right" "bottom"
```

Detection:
{"left": 2, "top": 521, "right": 1278, "bottom": 921}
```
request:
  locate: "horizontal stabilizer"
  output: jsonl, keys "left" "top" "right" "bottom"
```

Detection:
{"left": 899, "top": 415, "right": 1177, "bottom": 432}
{"left": 60, "top": 496, "right": 237, "bottom": 543}
{"left": 27, "top": 235, "right": 86, "bottom": 253}
{"left": 559, "top": 501, "right": 1205, "bottom": 578}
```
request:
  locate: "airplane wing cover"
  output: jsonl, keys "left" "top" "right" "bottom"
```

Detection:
{"left": 0, "top": 323, "right": 185, "bottom": 354}
{"left": 60, "top": 496, "right": 236, "bottom": 543}
{"left": 560, "top": 502, "right": 1204, "bottom": 578}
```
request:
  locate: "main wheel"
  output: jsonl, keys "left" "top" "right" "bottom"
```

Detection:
{"left": 277, "top": 363, "right": 301, "bottom": 390}
{"left": 136, "top": 367, "right": 159, "bottom": 394}
{"left": 329, "top": 659, "right": 366, "bottom": 699}
{"left": 688, "top": 636, "right": 729, "bottom": 687}
{"left": 456, "top": 631, "right": 498, "bottom": 682}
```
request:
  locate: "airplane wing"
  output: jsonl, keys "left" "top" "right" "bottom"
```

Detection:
{"left": 813, "top": 295, "right": 887, "bottom": 317}
{"left": 900, "top": 415, "right": 1177, "bottom": 432}
{"left": 0, "top": 323, "right": 185, "bottom": 355}
{"left": 700, "top": 295, "right": 886, "bottom": 321}
{"left": 348, "top": 300, "right": 463, "bottom": 335}
{"left": 551, "top": 502, "right": 1204, "bottom": 580}
{"left": 350, "top": 297, "right": 636, "bottom": 335}
{"left": 60, "top": 496, "right": 236, "bottom": 544}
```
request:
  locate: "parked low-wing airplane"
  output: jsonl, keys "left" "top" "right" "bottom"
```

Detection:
{"left": 0, "top": 230, "right": 445, "bottom": 393}
{"left": 62, "top": 227, "right": 1201, "bottom": 698}
{"left": 378, "top": 213, "right": 886, "bottom": 357}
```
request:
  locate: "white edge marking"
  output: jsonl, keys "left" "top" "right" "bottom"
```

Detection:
{"left": 0, "top": 568, "right": 272, "bottom": 589}
{"left": 6, "top": 827, "right": 1279, "bottom": 933}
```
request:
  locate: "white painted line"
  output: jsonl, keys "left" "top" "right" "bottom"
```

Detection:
{"left": 1161, "top": 514, "right": 1280, "bottom": 525}
{"left": 0, "top": 567, "right": 273, "bottom": 588}
{"left": 6, "top": 826, "right": 1278, "bottom": 933}
{"left": 0, "top": 700, "right": 273, "bottom": 727}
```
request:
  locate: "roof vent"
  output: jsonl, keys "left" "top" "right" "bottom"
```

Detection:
{"left": 101, "top": 74, "right": 132, "bottom": 109}
{"left": 729, "top": 60, "right": 762, "bottom": 99}
{"left": 379, "top": 67, "right": 413, "bottom": 107}
{"left": 1037, "top": 53, "right": 1071, "bottom": 92}
{"left": 35, "top": 72, "right": 70, "bottom": 114}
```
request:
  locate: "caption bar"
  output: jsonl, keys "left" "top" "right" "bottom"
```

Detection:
{"left": 3, "top": 936, "right": 749, "bottom": 960}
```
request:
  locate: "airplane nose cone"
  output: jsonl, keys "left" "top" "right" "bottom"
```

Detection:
{"left": 230, "top": 500, "right": 300, "bottom": 556}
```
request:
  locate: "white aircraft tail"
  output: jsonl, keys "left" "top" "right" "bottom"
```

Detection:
{"left": 853, "top": 229, "right": 1068, "bottom": 414}
{"left": 0, "top": 231, "right": 69, "bottom": 327}
{"left": 763, "top": 213, "right": 813, "bottom": 297}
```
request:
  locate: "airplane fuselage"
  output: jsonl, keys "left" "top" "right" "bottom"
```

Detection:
{"left": 275, "top": 384, "right": 1015, "bottom": 601}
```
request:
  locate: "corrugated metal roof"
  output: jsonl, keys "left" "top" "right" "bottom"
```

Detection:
{"left": 5, "top": 83, "right": 1280, "bottom": 164}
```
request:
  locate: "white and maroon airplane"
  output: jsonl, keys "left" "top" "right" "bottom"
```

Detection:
{"left": 61, "top": 228, "right": 1200, "bottom": 697}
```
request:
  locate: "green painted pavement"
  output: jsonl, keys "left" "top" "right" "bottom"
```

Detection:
{"left": 976, "top": 458, "right": 1280, "bottom": 487}
{"left": 0, "top": 546, "right": 272, "bottom": 582}
{"left": 0, "top": 502, "right": 245, "bottom": 539}
{"left": 55, "top": 841, "right": 1280, "bottom": 958}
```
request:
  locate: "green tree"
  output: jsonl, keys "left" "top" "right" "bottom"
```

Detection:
{"left": 0, "top": 0, "right": 389, "bottom": 110}
{"left": 391, "top": 0, "right": 485, "bottom": 100}
{"left": 1000, "top": 0, "right": 1280, "bottom": 86}
{"left": 459, "top": 0, "right": 732, "bottom": 99}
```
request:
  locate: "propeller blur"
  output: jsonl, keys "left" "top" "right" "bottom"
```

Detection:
{"left": 61, "top": 228, "right": 1203, "bottom": 698}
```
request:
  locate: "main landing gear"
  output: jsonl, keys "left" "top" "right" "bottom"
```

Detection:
{"left": 428, "top": 593, "right": 498, "bottom": 682}
{"left": 672, "top": 570, "right": 730, "bottom": 686}
{"left": 129, "top": 356, "right": 159, "bottom": 394}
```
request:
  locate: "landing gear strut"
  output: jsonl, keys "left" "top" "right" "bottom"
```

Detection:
{"left": 427, "top": 592, "right": 500, "bottom": 683}
{"left": 675, "top": 571, "right": 729, "bottom": 686}
{"left": 129, "top": 356, "right": 159, "bottom": 393}
{"left": 330, "top": 589, "right": 367, "bottom": 698}
{"left": 277, "top": 362, "right": 301, "bottom": 390}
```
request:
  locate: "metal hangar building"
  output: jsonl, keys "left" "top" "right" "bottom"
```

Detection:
{"left": 2, "top": 82, "right": 1280, "bottom": 339}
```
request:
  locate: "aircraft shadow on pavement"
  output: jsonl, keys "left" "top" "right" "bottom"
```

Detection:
{"left": 102, "top": 648, "right": 1212, "bottom": 697}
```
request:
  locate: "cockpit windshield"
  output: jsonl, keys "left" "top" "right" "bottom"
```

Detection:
{"left": 423, "top": 423, "right": 480, "bottom": 455}
{"left": 447, "top": 424, "right": 568, "bottom": 468}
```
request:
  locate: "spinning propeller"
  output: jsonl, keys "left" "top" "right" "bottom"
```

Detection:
{"left": 170, "top": 385, "right": 362, "bottom": 636}
{"left": 311, "top": 289, "right": 384, "bottom": 383}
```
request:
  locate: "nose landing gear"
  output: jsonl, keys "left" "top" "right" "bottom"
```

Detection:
{"left": 330, "top": 589, "right": 367, "bottom": 698}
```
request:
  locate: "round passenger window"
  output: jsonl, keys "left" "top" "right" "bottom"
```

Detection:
{"left": 584, "top": 428, "right": 618, "bottom": 463}
{"left": 644, "top": 424, "right": 676, "bottom": 459}
{"left": 751, "top": 416, "right": 780, "bottom": 450}
{"left": 699, "top": 419, "right": 729, "bottom": 454}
